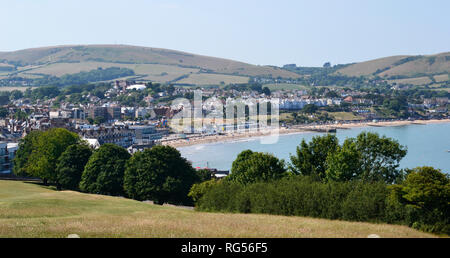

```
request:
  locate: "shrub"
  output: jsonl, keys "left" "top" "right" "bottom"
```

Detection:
{"left": 196, "top": 181, "right": 243, "bottom": 212}
{"left": 196, "top": 176, "right": 391, "bottom": 223}
{"left": 387, "top": 167, "right": 450, "bottom": 234}
{"left": 188, "top": 179, "right": 220, "bottom": 203}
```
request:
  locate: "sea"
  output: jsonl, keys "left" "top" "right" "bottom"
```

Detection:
{"left": 178, "top": 122, "right": 450, "bottom": 173}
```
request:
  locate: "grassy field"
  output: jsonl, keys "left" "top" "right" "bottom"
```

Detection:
{"left": 177, "top": 73, "right": 249, "bottom": 85}
{"left": 335, "top": 55, "right": 409, "bottom": 77}
{"left": 0, "top": 86, "right": 36, "bottom": 92}
{"left": 432, "top": 87, "right": 450, "bottom": 93}
{"left": 0, "top": 45, "right": 300, "bottom": 81}
{"left": 264, "top": 83, "right": 310, "bottom": 91}
{"left": 0, "top": 180, "right": 436, "bottom": 238}
{"left": 335, "top": 52, "right": 450, "bottom": 78}
{"left": 434, "top": 74, "right": 450, "bottom": 83}
{"left": 328, "top": 112, "right": 365, "bottom": 121}
{"left": 387, "top": 76, "right": 432, "bottom": 86}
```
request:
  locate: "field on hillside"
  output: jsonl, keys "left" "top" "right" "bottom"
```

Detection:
{"left": 388, "top": 76, "right": 432, "bottom": 86}
{"left": 264, "top": 83, "right": 310, "bottom": 91}
{"left": 335, "top": 53, "right": 450, "bottom": 79}
{"left": 0, "top": 180, "right": 436, "bottom": 238}
{"left": 0, "top": 86, "right": 35, "bottom": 92}
{"left": 432, "top": 87, "right": 450, "bottom": 93}
{"left": 0, "top": 45, "right": 301, "bottom": 82}
{"left": 434, "top": 74, "right": 450, "bottom": 82}
{"left": 335, "top": 55, "right": 409, "bottom": 77}
{"left": 177, "top": 73, "right": 249, "bottom": 85}
{"left": 20, "top": 61, "right": 201, "bottom": 83}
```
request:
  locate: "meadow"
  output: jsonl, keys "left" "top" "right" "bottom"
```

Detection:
{"left": 0, "top": 180, "right": 435, "bottom": 238}
{"left": 0, "top": 86, "right": 35, "bottom": 92}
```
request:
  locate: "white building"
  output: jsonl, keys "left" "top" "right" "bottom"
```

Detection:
{"left": 0, "top": 142, "right": 18, "bottom": 174}
{"left": 126, "top": 84, "right": 147, "bottom": 91}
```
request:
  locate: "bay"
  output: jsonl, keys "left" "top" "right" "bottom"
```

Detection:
{"left": 178, "top": 122, "right": 450, "bottom": 173}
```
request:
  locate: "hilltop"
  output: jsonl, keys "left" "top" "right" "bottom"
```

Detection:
{"left": 0, "top": 45, "right": 448, "bottom": 87}
{"left": 0, "top": 45, "right": 299, "bottom": 86}
{"left": 334, "top": 52, "right": 450, "bottom": 86}
{"left": 0, "top": 180, "right": 435, "bottom": 238}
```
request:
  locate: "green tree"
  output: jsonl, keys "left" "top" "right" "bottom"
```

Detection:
{"left": 56, "top": 144, "right": 92, "bottom": 190}
{"left": 325, "top": 90, "right": 339, "bottom": 98}
{"left": 302, "top": 104, "right": 318, "bottom": 114}
{"left": 388, "top": 167, "right": 450, "bottom": 234}
{"left": 290, "top": 134, "right": 339, "bottom": 180}
{"left": 26, "top": 128, "right": 80, "bottom": 184}
{"left": 325, "top": 139, "right": 362, "bottom": 182}
{"left": 188, "top": 179, "right": 220, "bottom": 203}
{"left": 196, "top": 169, "right": 212, "bottom": 182}
{"left": 80, "top": 144, "right": 131, "bottom": 196}
{"left": 94, "top": 116, "right": 106, "bottom": 125}
{"left": 227, "top": 150, "right": 287, "bottom": 185}
{"left": 9, "top": 90, "right": 23, "bottom": 100}
{"left": 13, "top": 130, "right": 43, "bottom": 177}
{"left": 354, "top": 132, "right": 407, "bottom": 183}
{"left": 123, "top": 146, "right": 198, "bottom": 205}
{"left": 0, "top": 107, "right": 8, "bottom": 118}
{"left": 14, "top": 110, "right": 28, "bottom": 120}
{"left": 262, "top": 87, "right": 271, "bottom": 96}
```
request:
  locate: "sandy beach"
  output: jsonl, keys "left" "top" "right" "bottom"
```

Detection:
{"left": 161, "top": 119, "right": 450, "bottom": 148}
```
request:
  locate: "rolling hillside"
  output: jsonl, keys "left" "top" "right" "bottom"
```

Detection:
{"left": 0, "top": 45, "right": 300, "bottom": 86}
{"left": 335, "top": 52, "right": 450, "bottom": 79}
{"left": 1, "top": 45, "right": 448, "bottom": 87}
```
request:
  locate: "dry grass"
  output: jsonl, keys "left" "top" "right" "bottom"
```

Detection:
{"left": 387, "top": 76, "right": 432, "bottom": 86}
{"left": 379, "top": 53, "right": 450, "bottom": 77}
{"left": 0, "top": 180, "right": 436, "bottom": 238}
{"left": 0, "top": 86, "right": 36, "bottom": 92}
{"left": 177, "top": 73, "right": 249, "bottom": 85}
{"left": 264, "top": 83, "right": 310, "bottom": 91}
{"left": 432, "top": 87, "right": 450, "bottom": 93}
{"left": 335, "top": 55, "right": 409, "bottom": 77}
{"left": 328, "top": 112, "right": 365, "bottom": 121}
{"left": 0, "top": 45, "right": 300, "bottom": 80}
{"left": 336, "top": 52, "right": 450, "bottom": 78}
{"left": 434, "top": 74, "right": 450, "bottom": 83}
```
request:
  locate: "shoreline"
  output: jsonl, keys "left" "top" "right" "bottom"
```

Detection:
{"left": 161, "top": 119, "right": 450, "bottom": 148}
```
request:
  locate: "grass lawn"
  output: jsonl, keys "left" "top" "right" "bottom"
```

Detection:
{"left": 0, "top": 180, "right": 436, "bottom": 238}
{"left": 328, "top": 112, "right": 365, "bottom": 121}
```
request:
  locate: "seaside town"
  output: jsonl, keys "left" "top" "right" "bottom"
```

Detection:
{"left": 2, "top": 0, "right": 450, "bottom": 243}
{"left": 0, "top": 79, "right": 448, "bottom": 175}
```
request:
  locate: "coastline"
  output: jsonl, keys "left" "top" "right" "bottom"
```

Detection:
{"left": 162, "top": 119, "right": 450, "bottom": 148}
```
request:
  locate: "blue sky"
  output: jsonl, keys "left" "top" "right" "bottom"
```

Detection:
{"left": 1, "top": 0, "right": 449, "bottom": 66}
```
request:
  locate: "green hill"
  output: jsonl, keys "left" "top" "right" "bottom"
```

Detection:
{"left": 0, "top": 180, "right": 435, "bottom": 238}
{"left": 0, "top": 45, "right": 300, "bottom": 86}
{"left": 335, "top": 52, "right": 450, "bottom": 80}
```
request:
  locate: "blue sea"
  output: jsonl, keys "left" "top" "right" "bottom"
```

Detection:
{"left": 178, "top": 122, "right": 450, "bottom": 173}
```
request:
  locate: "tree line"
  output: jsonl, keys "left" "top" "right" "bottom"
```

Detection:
{"left": 189, "top": 132, "right": 449, "bottom": 235}
{"left": 13, "top": 128, "right": 209, "bottom": 206}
